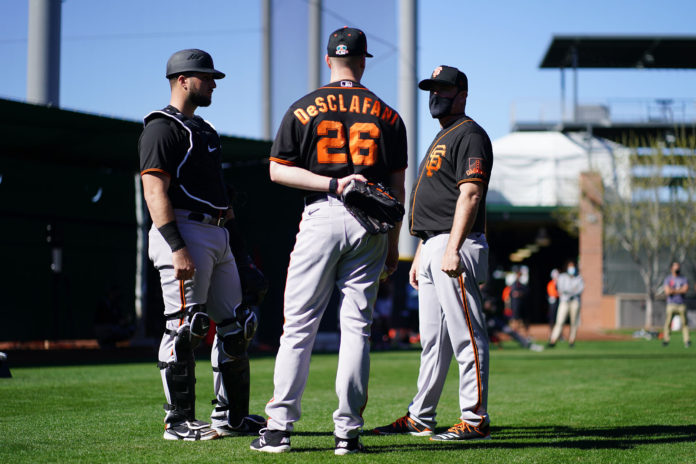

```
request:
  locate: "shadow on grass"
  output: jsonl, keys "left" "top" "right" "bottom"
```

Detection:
{"left": 283, "top": 424, "right": 696, "bottom": 454}
{"left": 358, "top": 424, "right": 696, "bottom": 453}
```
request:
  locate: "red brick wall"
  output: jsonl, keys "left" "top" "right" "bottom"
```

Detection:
{"left": 579, "top": 172, "right": 615, "bottom": 329}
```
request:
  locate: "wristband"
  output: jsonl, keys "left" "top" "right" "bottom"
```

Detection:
{"left": 329, "top": 178, "right": 338, "bottom": 195}
{"left": 158, "top": 221, "right": 186, "bottom": 252}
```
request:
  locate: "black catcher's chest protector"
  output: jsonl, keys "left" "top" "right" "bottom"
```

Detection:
{"left": 144, "top": 107, "right": 229, "bottom": 212}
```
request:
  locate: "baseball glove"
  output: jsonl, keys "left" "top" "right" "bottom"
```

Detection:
{"left": 341, "top": 180, "right": 405, "bottom": 235}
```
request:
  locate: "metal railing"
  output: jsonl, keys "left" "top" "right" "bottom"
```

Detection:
{"left": 511, "top": 98, "right": 696, "bottom": 127}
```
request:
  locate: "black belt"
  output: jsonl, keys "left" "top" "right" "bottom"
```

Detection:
{"left": 304, "top": 193, "right": 338, "bottom": 205}
{"left": 415, "top": 230, "right": 448, "bottom": 242}
{"left": 187, "top": 211, "right": 227, "bottom": 227}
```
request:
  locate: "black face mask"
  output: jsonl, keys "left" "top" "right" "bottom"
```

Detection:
{"left": 429, "top": 93, "right": 455, "bottom": 119}
{"left": 675, "top": 269, "right": 681, "bottom": 275}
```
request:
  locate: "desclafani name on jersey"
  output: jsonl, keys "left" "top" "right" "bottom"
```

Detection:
{"left": 293, "top": 94, "right": 399, "bottom": 126}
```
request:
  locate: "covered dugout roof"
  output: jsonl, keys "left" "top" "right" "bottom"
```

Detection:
{"left": 540, "top": 35, "right": 696, "bottom": 69}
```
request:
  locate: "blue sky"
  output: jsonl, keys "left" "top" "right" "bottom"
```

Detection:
{"left": 2, "top": 0, "right": 695, "bottom": 158}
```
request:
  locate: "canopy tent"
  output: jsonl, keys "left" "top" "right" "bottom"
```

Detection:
{"left": 489, "top": 131, "right": 629, "bottom": 207}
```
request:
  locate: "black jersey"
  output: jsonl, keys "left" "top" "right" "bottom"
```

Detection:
{"left": 409, "top": 115, "right": 493, "bottom": 236}
{"left": 270, "top": 80, "right": 407, "bottom": 186}
{"left": 139, "top": 106, "right": 229, "bottom": 215}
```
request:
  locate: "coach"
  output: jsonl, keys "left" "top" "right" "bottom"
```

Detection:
{"left": 373, "top": 65, "right": 494, "bottom": 441}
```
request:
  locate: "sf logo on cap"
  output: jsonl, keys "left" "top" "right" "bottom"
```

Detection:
{"left": 432, "top": 66, "right": 443, "bottom": 78}
{"left": 336, "top": 44, "right": 348, "bottom": 55}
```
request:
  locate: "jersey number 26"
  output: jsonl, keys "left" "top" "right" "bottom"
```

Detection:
{"left": 316, "top": 120, "right": 379, "bottom": 166}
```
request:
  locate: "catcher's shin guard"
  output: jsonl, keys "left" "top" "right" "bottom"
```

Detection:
{"left": 212, "top": 304, "right": 257, "bottom": 426}
{"left": 160, "top": 357, "right": 196, "bottom": 424}
{"left": 213, "top": 354, "right": 251, "bottom": 426}
{"left": 160, "top": 305, "right": 210, "bottom": 424}
{"left": 218, "top": 304, "right": 257, "bottom": 356}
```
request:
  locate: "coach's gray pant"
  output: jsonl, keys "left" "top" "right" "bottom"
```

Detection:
{"left": 408, "top": 232, "right": 490, "bottom": 429}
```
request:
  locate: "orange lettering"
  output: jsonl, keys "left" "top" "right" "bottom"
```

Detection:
{"left": 370, "top": 100, "right": 381, "bottom": 117}
{"left": 381, "top": 106, "right": 393, "bottom": 122}
{"left": 317, "top": 120, "right": 347, "bottom": 163}
{"left": 362, "top": 97, "right": 372, "bottom": 114}
{"left": 314, "top": 120, "right": 379, "bottom": 167}
{"left": 349, "top": 122, "right": 380, "bottom": 166}
{"left": 327, "top": 94, "right": 337, "bottom": 111}
{"left": 338, "top": 94, "right": 347, "bottom": 112}
{"left": 426, "top": 144, "right": 446, "bottom": 176}
{"left": 294, "top": 108, "right": 310, "bottom": 125}
{"left": 349, "top": 95, "right": 360, "bottom": 113}
{"left": 315, "top": 97, "right": 328, "bottom": 113}
{"left": 307, "top": 105, "right": 318, "bottom": 117}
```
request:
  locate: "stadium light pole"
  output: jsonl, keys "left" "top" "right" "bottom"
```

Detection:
{"left": 262, "top": 0, "right": 272, "bottom": 139}
{"left": 308, "top": 0, "right": 322, "bottom": 91}
{"left": 398, "top": 0, "right": 418, "bottom": 258}
{"left": 27, "top": 0, "right": 61, "bottom": 107}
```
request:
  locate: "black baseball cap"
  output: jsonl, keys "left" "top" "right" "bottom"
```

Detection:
{"left": 418, "top": 65, "right": 467, "bottom": 91}
{"left": 166, "top": 49, "right": 225, "bottom": 79}
{"left": 327, "top": 27, "right": 373, "bottom": 58}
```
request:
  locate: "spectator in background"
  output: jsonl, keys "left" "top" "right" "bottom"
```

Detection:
{"left": 548, "top": 260, "right": 584, "bottom": 348}
{"left": 509, "top": 267, "right": 530, "bottom": 338}
{"left": 662, "top": 261, "right": 690, "bottom": 348}
{"left": 501, "top": 277, "right": 512, "bottom": 319}
{"left": 482, "top": 283, "right": 543, "bottom": 352}
{"left": 547, "top": 269, "right": 560, "bottom": 334}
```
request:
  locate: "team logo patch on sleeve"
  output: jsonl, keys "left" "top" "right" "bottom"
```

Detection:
{"left": 466, "top": 158, "right": 486, "bottom": 177}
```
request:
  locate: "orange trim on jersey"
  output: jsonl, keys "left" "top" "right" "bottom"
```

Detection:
{"left": 457, "top": 273, "right": 484, "bottom": 425}
{"left": 141, "top": 168, "right": 171, "bottom": 177}
{"left": 410, "top": 120, "right": 473, "bottom": 235}
{"left": 269, "top": 157, "right": 296, "bottom": 166}
{"left": 457, "top": 178, "right": 485, "bottom": 186}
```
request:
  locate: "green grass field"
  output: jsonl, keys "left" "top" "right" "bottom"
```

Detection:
{"left": 1, "top": 337, "right": 695, "bottom": 463}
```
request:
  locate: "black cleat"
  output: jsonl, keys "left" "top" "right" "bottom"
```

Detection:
{"left": 250, "top": 428, "right": 291, "bottom": 453}
{"left": 334, "top": 435, "right": 364, "bottom": 455}
{"left": 214, "top": 414, "right": 266, "bottom": 437}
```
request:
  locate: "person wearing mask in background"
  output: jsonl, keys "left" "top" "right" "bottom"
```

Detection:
{"left": 548, "top": 260, "right": 584, "bottom": 348}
